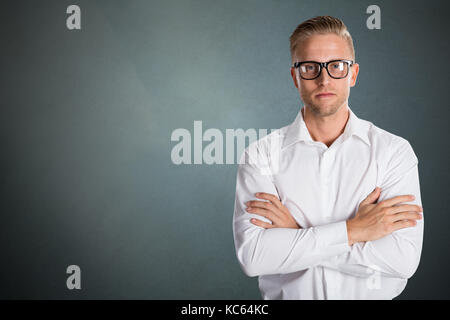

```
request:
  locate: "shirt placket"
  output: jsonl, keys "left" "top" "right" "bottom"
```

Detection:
{"left": 320, "top": 147, "right": 337, "bottom": 298}
{"left": 320, "top": 148, "right": 336, "bottom": 215}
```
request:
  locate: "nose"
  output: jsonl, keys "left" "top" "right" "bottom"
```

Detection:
{"left": 317, "top": 67, "right": 331, "bottom": 85}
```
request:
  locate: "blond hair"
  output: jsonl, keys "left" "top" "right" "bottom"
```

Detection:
{"left": 289, "top": 16, "right": 355, "bottom": 63}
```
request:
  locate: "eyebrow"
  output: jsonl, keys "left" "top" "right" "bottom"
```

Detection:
{"left": 298, "top": 58, "right": 350, "bottom": 62}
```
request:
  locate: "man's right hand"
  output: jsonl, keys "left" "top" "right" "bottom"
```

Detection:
{"left": 346, "top": 187, "right": 423, "bottom": 246}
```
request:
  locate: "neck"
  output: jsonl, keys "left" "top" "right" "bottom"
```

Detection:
{"left": 302, "top": 104, "right": 350, "bottom": 147}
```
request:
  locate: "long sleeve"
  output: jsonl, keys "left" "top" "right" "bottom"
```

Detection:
{"left": 323, "top": 138, "right": 424, "bottom": 279}
{"left": 232, "top": 148, "right": 351, "bottom": 277}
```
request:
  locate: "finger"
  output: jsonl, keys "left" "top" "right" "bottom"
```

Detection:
{"left": 250, "top": 218, "right": 274, "bottom": 229}
{"left": 379, "top": 194, "right": 415, "bottom": 208}
{"left": 386, "top": 204, "right": 423, "bottom": 215}
{"left": 389, "top": 211, "right": 423, "bottom": 223}
{"left": 255, "top": 192, "right": 286, "bottom": 212}
{"left": 361, "top": 187, "right": 382, "bottom": 205}
{"left": 246, "top": 207, "right": 281, "bottom": 224}
{"left": 391, "top": 219, "right": 417, "bottom": 232}
{"left": 246, "top": 200, "right": 283, "bottom": 219}
{"left": 246, "top": 200, "right": 275, "bottom": 210}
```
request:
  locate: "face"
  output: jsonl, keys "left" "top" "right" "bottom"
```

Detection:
{"left": 290, "top": 34, "right": 359, "bottom": 117}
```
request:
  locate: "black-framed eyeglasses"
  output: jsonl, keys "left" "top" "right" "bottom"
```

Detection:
{"left": 292, "top": 59, "right": 354, "bottom": 80}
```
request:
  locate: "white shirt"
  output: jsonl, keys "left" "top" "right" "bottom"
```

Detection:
{"left": 232, "top": 106, "right": 424, "bottom": 300}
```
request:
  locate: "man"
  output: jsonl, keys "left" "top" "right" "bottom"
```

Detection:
{"left": 232, "top": 16, "right": 424, "bottom": 300}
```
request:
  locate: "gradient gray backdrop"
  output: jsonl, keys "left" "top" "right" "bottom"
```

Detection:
{"left": 1, "top": 0, "right": 449, "bottom": 299}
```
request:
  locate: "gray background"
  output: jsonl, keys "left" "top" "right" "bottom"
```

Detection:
{"left": 1, "top": 0, "right": 449, "bottom": 299}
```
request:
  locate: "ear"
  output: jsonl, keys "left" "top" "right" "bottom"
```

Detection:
{"left": 350, "top": 63, "right": 359, "bottom": 87}
{"left": 291, "top": 67, "right": 299, "bottom": 89}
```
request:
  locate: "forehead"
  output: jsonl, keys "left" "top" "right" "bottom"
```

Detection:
{"left": 295, "top": 34, "right": 352, "bottom": 62}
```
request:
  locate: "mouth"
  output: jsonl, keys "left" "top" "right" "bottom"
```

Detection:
{"left": 315, "top": 93, "right": 335, "bottom": 99}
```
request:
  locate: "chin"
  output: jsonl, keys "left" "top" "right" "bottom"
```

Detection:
{"left": 309, "top": 103, "right": 341, "bottom": 116}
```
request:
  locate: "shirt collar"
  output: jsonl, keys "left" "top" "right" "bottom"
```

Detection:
{"left": 282, "top": 106, "right": 371, "bottom": 149}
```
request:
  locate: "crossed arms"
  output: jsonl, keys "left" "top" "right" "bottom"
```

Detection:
{"left": 232, "top": 139, "right": 424, "bottom": 279}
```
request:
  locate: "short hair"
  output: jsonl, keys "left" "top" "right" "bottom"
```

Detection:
{"left": 289, "top": 16, "right": 355, "bottom": 63}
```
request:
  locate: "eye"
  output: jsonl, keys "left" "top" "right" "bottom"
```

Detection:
{"left": 331, "top": 62, "right": 344, "bottom": 70}
{"left": 300, "top": 64, "right": 316, "bottom": 73}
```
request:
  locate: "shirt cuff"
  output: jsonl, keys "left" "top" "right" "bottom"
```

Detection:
{"left": 314, "top": 220, "right": 351, "bottom": 255}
